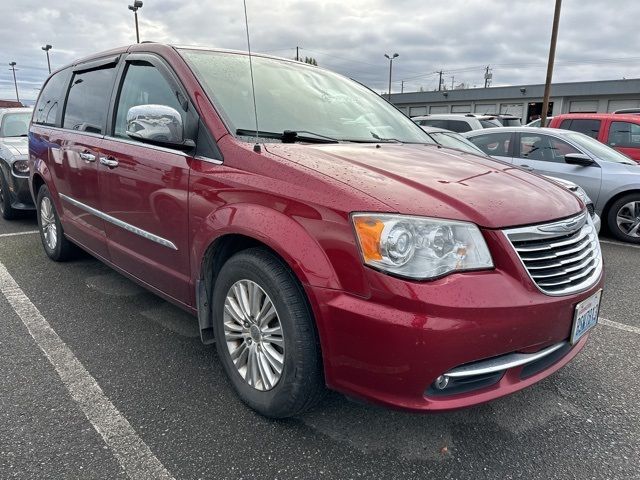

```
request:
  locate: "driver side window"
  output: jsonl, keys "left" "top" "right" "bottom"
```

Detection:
{"left": 114, "top": 62, "right": 184, "bottom": 139}
{"left": 520, "top": 134, "right": 579, "bottom": 163}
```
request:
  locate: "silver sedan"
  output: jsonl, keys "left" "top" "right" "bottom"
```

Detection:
{"left": 464, "top": 127, "right": 640, "bottom": 243}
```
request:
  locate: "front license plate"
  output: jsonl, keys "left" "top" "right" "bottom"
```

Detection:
{"left": 570, "top": 290, "right": 602, "bottom": 345}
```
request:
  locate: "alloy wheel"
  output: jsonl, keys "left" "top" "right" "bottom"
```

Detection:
{"left": 616, "top": 201, "right": 640, "bottom": 238}
{"left": 40, "top": 197, "right": 58, "bottom": 250}
{"left": 223, "top": 279, "right": 285, "bottom": 391}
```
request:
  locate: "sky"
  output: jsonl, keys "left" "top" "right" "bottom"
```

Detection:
{"left": 2, "top": 0, "right": 640, "bottom": 103}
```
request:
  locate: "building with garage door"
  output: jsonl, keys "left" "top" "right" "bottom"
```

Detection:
{"left": 389, "top": 78, "right": 640, "bottom": 124}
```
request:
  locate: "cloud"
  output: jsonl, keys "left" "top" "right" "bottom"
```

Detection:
{"left": 1, "top": 0, "right": 639, "bottom": 101}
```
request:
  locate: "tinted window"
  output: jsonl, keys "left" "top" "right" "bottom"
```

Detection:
{"left": 468, "top": 132, "right": 512, "bottom": 156}
{"left": 0, "top": 112, "right": 31, "bottom": 137}
{"left": 566, "top": 119, "right": 601, "bottom": 139}
{"left": 560, "top": 119, "right": 571, "bottom": 129}
{"left": 33, "top": 69, "right": 70, "bottom": 126}
{"left": 502, "top": 118, "right": 521, "bottom": 127}
{"left": 608, "top": 121, "right": 640, "bottom": 148}
{"left": 63, "top": 67, "right": 116, "bottom": 134}
{"left": 114, "top": 62, "right": 184, "bottom": 138}
{"left": 446, "top": 120, "right": 472, "bottom": 133}
{"left": 422, "top": 119, "right": 449, "bottom": 129}
{"left": 519, "top": 134, "right": 579, "bottom": 163}
{"left": 480, "top": 119, "right": 501, "bottom": 128}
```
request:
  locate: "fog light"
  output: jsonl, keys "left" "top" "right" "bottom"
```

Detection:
{"left": 434, "top": 375, "right": 449, "bottom": 390}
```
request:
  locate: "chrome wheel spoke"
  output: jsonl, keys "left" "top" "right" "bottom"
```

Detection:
{"left": 617, "top": 201, "right": 640, "bottom": 237}
{"left": 222, "top": 279, "right": 285, "bottom": 391}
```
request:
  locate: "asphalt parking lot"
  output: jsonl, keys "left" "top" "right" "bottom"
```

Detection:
{"left": 0, "top": 215, "right": 638, "bottom": 480}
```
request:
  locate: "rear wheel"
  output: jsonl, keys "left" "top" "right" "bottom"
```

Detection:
{"left": 212, "top": 248, "right": 325, "bottom": 418}
{"left": 36, "top": 186, "right": 76, "bottom": 261}
{"left": 0, "top": 173, "right": 18, "bottom": 220}
{"left": 607, "top": 194, "right": 640, "bottom": 244}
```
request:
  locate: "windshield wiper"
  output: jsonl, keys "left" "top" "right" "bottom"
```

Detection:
{"left": 236, "top": 129, "right": 339, "bottom": 144}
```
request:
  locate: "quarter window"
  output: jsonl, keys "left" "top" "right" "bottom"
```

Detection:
{"left": 608, "top": 121, "right": 640, "bottom": 148}
{"left": 33, "top": 69, "right": 71, "bottom": 126}
{"left": 114, "top": 62, "right": 184, "bottom": 139}
{"left": 445, "top": 120, "right": 472, "bottom": 133}
{"left": 63, "top": 67, "right": 117, "bottom": 134}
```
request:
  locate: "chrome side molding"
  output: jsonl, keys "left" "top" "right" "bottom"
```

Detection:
{"left": 59, "top": 194, "right": 178, "bottom": 251}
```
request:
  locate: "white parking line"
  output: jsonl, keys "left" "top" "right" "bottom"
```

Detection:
{"left": 600, "top": 239, "right": 640, "bottom": 250}
{"left": 0, "top": 230, "right": 39, "bottom": 238}
{"left": 599, "top": 317, "right": 640, "bottom": 335}
{"left": 0, "top": 261, "right": 175, "bottom": 480}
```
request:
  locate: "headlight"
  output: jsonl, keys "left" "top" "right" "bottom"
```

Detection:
{"left": 352, "top": 213, "right": 494, "bottom": 280}
{"left": 12, "top": 160, "right": 29, "bottom": 175}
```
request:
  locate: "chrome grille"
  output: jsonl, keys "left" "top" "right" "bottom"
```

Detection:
{"left": 504, "top": 212, "right": 602, "bottom": 296}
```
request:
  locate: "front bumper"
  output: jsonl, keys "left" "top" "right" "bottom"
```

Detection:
{"left": 307, "top": 229, "right": 604, "bottom": 412}
{"left": 592, "top": 214, "right": 601, "bottom": 234}
{"left": 6, "top": 172, "right": 35, "bottom": 210}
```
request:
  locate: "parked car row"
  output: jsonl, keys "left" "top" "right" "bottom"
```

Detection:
{"left": 16, "top": 43, "right": 605, "bottom": 418}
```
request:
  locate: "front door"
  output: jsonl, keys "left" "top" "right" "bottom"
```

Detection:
{"left": 97, "top": 56, "right": 192, "bottom": 303}
{"left": 513, "top": 132, "right": 603, "bottom": 205}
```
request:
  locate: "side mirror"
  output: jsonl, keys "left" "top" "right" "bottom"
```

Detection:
{"left": 126, "top": 104, "right": 195, "bottom": 150}
{"left": 564, "top": 153, "right": 594, "bottom": 166}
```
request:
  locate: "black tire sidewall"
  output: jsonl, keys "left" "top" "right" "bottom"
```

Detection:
{"left": 212, "top": 249, "right": 322, "bottom": 418}
{"left": 0, "top": 172, "right": 16, "bottom": 220}
{"left": 607, "top": 194, "right": 640, "bottom": 244}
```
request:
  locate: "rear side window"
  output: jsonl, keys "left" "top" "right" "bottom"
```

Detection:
{"left": 63, "top": 66, "right": 117, "bottom": 134}
{"left": 445, "top": 120, "right": 471, "bottom": 133}
{"left": 480, "top": 119, "right": 501, "bottom": 128}
{"left": 421, "top": 119, "right": 448, "bottom": 129}
{"left": 609, "top": 121, "right": 640, "bottom": 148}
{"left": 562, "top": 119, "right": 601, "bottom": 139}
{"left": 468, "top": 132, "right": 512, "bottom": 156}
{"left": 33, "top": 69, "right": 71, "bottom": 126}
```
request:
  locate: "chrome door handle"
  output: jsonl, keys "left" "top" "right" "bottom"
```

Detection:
{"left": 100, "top": 157, "right": 119, "bottom": 168}
{"left": 79, "top": 152, "right": 96, "bottom": 162}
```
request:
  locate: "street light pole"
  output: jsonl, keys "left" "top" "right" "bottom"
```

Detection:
{"left": 9, "top": 62, "right": 19, "bottom": 103}
{"left": 540, "top": 0, "right": 562, "bottom": 128}
{"left": 128, "top": 1, "right": 143, "bottom": 43}
{"left": 384, "top": 53, "right": 399, "bottom": 99}
{"left": 42, "top": 44, "right": 52, "bottom": 74}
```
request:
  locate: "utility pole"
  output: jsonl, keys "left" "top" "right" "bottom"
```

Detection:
{"left": 438, "top": 70, "right": 443, "bottom": 91}
{"left": 450, "top": 76, "right": 455, "bottom": 90}
{"left": 128, "top": 1, "right": 143, "bottom": 43}
{"left": 484, "top": 65, "right": 492, "bottom": 88}
{"left": 401, "top": 80, "right": 404, "bottom": 94}
{"left": 42, "top": 44, "right": 52, "bottom": 74}
{"left": 9, "top": 62, "right": 19, "bottom": 103}
{"left": 296, "top": 46, "right": 299, "bottom": 61}
{"left": 540, "top": 0, "right": 562, "bottom": 128}
{"left": 384, "top": 53, "right": 399, "bottom": 99}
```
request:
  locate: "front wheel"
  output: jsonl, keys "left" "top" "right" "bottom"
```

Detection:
{"left": 212, "top": 248, "right": 325, "bottom": 418}
{"left": 607, "top": 194, "right": 640, "bottom": 244}
{"left": 36, "top": 186, "right": 76, "bottom": 261}
{"left": 0, "top": 173, "right": 18, "bottom": 220}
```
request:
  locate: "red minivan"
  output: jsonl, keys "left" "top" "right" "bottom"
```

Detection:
{"left": 549, "top": 113, "right": 640, "bottom": 162}
{"left": 29, "top": 44, "right": 604, "bottom": 418}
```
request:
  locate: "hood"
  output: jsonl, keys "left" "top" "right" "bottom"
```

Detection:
{"left": 0, "top": 137, "right": 28, "bottom": 157}
{"left": 265, "top": 143, "right": 583, "bottom": 229}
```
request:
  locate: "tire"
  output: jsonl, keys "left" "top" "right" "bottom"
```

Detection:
{"left": 606, "top": 193, "right": 640, "bottom": 244}
{"left": 36, "top": 186, "right": 76, "bottom": 261}
{"left": 0, "top": 172, "right": 18, "bottom": 220}
{"left": 212, "top": 248, "right": 325, "bottom": 418}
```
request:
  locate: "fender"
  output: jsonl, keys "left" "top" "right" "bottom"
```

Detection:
{"left": 191, "top": 203, "right": 343, "bottom": 291}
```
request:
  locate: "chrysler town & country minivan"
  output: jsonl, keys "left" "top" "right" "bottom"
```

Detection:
{"left": 29, "top": 44, "right": 604, "bottom": 418}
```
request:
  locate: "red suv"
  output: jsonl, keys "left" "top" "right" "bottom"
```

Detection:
{"left": 549, "top": 113, "right": 640, "bottom": 162}
{"left": 29, "top": 44, "right": 604, "bottom": 418}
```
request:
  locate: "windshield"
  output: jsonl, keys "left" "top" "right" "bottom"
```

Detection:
{"left": 0, "top": 112, "right": 31, "bottom": 137}
{"left": 564, "top": 131, "right": 637, "bottom": 165}
{"left": 430, "top": 132, "right": 486, "bottom": 155}
{"left": 179, "top": 49, "right": 433, "bottom": 144}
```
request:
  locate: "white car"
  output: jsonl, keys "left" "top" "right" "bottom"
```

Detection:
{"left": 413, "top": 114, "right": 502, "bottom": 133}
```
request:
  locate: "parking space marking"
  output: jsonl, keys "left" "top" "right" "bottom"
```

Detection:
{"left": 0, "top": 261, "right": 175, "bottom": 480}
{"left": 600, "top": 239, "right": 640, "bottom": 250}
{"left": 0, "top": 230, "right": 39, "bottom": 238}
{"left": 599, "top": 317, "right": 640, "bottom": 335}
